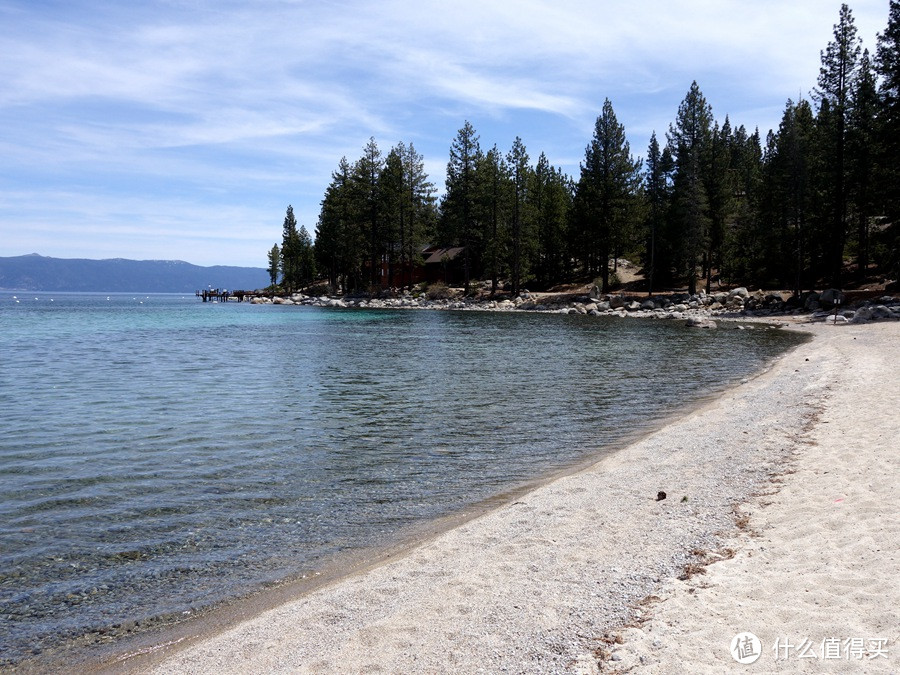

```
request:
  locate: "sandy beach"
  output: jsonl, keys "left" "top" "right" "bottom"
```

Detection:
{"left": 116, "top": 320, "right": 897, "bottom": 674}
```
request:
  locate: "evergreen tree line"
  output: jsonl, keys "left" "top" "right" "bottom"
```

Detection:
{"left": 271, "top": 2, "right": 900, "bottom": 296}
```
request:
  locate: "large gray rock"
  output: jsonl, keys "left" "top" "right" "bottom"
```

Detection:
{"left": 729, "top": 287, "right": 749, "bottom": 298}
{"left": 851, "top": 306, "right": 873, "bottom": 323}
{"left": 609, "top": 295, "right": 626, "bottom": 309}
{"left": 819, "top": 288, "right": 845, "bottom": 309}
{"left": 641, "top": 299, "right": 656, "bottom": 310}
{"left": 626, "top": 301, "right": 642, "bottom": 311}
{"left": 686, "top": 317, "right": 717, "bottom": 329}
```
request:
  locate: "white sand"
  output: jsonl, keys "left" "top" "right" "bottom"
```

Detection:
{"left": 604, "top": 322, "right": 899, "bottom": 673}
{"left": 127, "top": 321, "right": 898, "bottom": 674}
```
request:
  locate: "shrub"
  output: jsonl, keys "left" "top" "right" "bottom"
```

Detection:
{"left": 425, "top": 282, "right": 452, "bottom": 300}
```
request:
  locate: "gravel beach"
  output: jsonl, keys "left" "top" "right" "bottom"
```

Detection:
{"left": 112, "top": 320, "right": 897, "bottom": 674}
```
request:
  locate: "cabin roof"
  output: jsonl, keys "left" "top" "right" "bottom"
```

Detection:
{"left": 422, "top": 247, "right": 465, "bottom": 264}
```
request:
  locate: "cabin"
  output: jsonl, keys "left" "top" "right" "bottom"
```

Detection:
{"left": 369, "top": 245, "right": 467, "bottom": 288}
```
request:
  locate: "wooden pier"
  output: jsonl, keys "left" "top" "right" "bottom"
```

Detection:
{"left": 196, "top": 289, "right": 249, "bottom": 302}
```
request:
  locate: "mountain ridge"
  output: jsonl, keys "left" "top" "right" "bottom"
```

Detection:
{"left": 0, "top": 254, "right": 269, "bottom": 293}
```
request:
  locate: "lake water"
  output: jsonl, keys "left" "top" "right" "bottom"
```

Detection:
{"left": 0, "top": 293, "right": 806, "bottom": 667}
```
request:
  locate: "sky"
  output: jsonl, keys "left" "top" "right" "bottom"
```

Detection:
{"left": 0, "top": 0, "right": 892, "bottom": 268}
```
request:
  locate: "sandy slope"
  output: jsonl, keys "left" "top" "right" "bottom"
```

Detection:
{"left": 124, "top": 321, "right": 898, "bottom": 674}
{"left": 602, "top": 322, "right": 899, "bottom": 673}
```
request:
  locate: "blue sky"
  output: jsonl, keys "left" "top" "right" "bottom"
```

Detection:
{"left": 0, "top": 0, "right": 891, "bottom": 268}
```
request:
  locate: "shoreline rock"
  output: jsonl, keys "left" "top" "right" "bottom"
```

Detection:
{"left": 243, "top": 289, "right": 900, "bottom": 325}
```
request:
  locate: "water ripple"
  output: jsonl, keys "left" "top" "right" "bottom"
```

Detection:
{"left": 0, "top": 294, "right": 805, "bottom": 665}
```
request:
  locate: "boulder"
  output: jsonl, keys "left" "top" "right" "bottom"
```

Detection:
{"left": 819, "top": 288, "right": 845, "bottom": 309}
{"left": 802, "top": 292, "right": 821, "bottom": 311}
{"left": 851, "top": 306, "right": 873, "bottom": 323}
{"left": 729, "top": 287, "right": 749, "bottom": 298}
{"left": 641, "top": 299, "right": 656, "bottom": 310}
{"left": 609, "top": 295, "right": 626, "bottom": 309}
{"left": 686, "top": 317, "right": 717, "bottom": 329}
{"left": 596, "top": 301, "right": 611, "bottom": 311}
{"left": 626, "top": 301, "right": 642, "bottom": 311}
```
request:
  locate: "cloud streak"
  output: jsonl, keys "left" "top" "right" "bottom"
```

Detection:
{"left": 0, "top": 0, "right": 891, "bottom": 266}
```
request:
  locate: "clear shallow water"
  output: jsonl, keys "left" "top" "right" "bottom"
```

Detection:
{"left": 0, "top": 293, "right": 806, "bottom": 665}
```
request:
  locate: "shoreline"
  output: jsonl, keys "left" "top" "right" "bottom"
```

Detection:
{"left": 244, "top": 287, "right": 900, "bottom": 327}
{"left": 59, "top": 326, "right": 799, "bottom": 675}
{"left": 98, "top": 324, "right": 899, "bottom": 672}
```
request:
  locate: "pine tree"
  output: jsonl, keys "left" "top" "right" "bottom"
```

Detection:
{"left": 316, "top": 157, "right": 363, "bottom": 292}
{"left": 848, "top": 50, "right": 879, "bottom": 279}
{"left": 352, "top": 138, "right": 384, "bottom": 290}
{"left": 667, "top": 82, "right": 713, "bottom": 295}
{"left": 644, "top": 132, "right": 674, "bottom": 294}
{"left": 507, "top": 137, "right": 531, "bottom": 295}
{"left": 441, "top": 122, "right": 482, "bottom": 292}
{"left": 379, "top": 148, "right": 405, "bottom": 287}
{"left": 765, "top": 100, "right": 818, "bottom": 293}
{"left": 723, "top": 126, "right": 764, "bottom": 285}
{"left": 399, "top": 142, "right": 437, "bottom": 289}
{"left": 297, "top": 225, "right": 316, "bottom": 287}
{"left": 281, "top": 205, "right": 300, "bottom": 293}
{"left": 531, "top": 153, "right": 571, "bottom": 287}
{"left": 267, "top": 244, "right": 281, "bottom": 288}
{"left": 815, "top": 3, "right": 861, "bottom": 287}
{"left": 876, "top": 0, "right": 900, "bottom": 277}
{"left": 476, "top": 145, "right": 510, "bottom": 294}
{"left": 575, "top": 99, "right": 642, "bottom": 292}
{"left": 703, "top": 117, "right": 733, "bottom": 292}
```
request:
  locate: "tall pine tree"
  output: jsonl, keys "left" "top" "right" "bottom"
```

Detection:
{"left": 667, "top": 82, "right": 713, "bottom": 295}
{"left": 441, "top": 122, "right": 482, "bottom": 292}
{"left": 815, "top": 3, "right": 861, "bottom": 287}
{"left": 507, "top": 137, "right": 532, "bottom": 296}
{"left": 575, "top": 98, "right": 641, "bottom": 293}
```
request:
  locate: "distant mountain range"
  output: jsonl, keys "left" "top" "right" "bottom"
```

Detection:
{"left": 0, "top": 254, "right": 269, "bottom": 293}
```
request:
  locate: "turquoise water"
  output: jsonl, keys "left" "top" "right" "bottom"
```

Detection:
{"left": 0, "top": 293, "right": 805, "bottom": 666}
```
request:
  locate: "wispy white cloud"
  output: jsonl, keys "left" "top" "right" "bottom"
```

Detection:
{"left": 0, "top": 0, "right": 891, "bottom": 265}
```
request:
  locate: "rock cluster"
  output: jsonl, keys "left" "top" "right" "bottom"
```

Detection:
{"left": 248, "top": 288, "right": 900, "bottom": 325}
